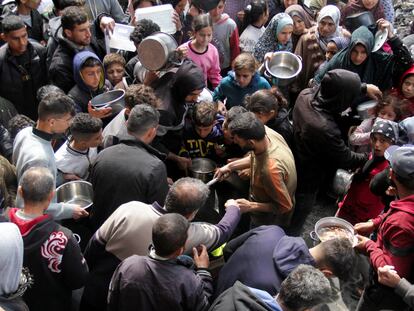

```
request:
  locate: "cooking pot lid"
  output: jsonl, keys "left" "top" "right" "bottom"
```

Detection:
{"left": 372, "top": 28, "right": 388, "bottom": 52}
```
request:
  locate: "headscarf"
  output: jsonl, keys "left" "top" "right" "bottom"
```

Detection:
{"left": 0, "top": 222, "right": 24, "bottom": 296}
{"left": 316, "top": 5, "right": 342, "bottom": 51}
{"left": 329, "top": 36, "right": 350, "bottom": 51}
{"left": 285, "top": 4, "right": 314, "bottom": 29}
{"left": 371, "top": 118, "right": 399, "bottom": 143}
{"left": 253, "top": 13, "right": 294, "bottom": 62}
{"left": 340, "top": 0, "right": 385, "bottom": 27}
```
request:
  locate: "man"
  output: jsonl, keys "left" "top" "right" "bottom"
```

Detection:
{"left": 210, "top": 264, "right": 332, "bottom": 311}
{"left": 13, "top": 93, "right": 87, "bottom": 220}
{"left": 355, "top": 145, "right": 414, "bottom": 310}
{"left": 89, "top": 104, "right": 169, "bottom": 231}
{"left": 8, "top": 167, "right": 88, "bottom": 311}
{"left": 215, "top": 225, "right": 356, "bottom": 297}
{"left": 107, "top": 214, "right": 213, "bottom": 311}
{"left": 81, "top": 177, "right": 241, "bottom": 311}
{"left": 215, "top": 111, "right": 297, "bottom": 228}
{"left": 48, "top": 6, "right": 106, "bottom": 94}
{"left": 0, "top": 15, "right": 47, "bottom": 120}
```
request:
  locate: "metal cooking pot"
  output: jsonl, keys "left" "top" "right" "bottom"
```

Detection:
{"left": 190, "top": 158, "right": 217, "bottom": 183}
{"left": 310, "top": 216, "right": 357, "bottom": 246}
{"left": 90, "top": 89, "right": 125, "bottom": 116}
{"left": 264, "top": 52, "right": 302, "bottom": 86}
{"left": 138, "top": 32, "right": 182, "bottom": 71}
{"left": 331, "top": 169, "right": 354, "bottom": 198}
{"left": 357, "top": 100, "right": 377, "bottom": 119}
{"left": 345, "top": 11, "right": 375, "bottom": 33}
{"left": 55, "top": 180, "right": 93, "bottom": 209}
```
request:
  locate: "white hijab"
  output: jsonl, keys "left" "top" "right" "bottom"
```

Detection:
{"left": 316, "top": 5, "right": 343, "bottom": 51}
{"left": 0, "top": 223, "right": 24, "bottom": 296}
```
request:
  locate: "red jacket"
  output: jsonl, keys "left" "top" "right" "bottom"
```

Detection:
{"left": 391, "top": 65, "right": 414, "bottom": 119}
{"left": 365, "top": 194, "right": 414, "bottom": 281}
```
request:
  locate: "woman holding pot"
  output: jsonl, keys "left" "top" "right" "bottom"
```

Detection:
{"left": 293, "top": 5, "right": 350, "bottom": 91}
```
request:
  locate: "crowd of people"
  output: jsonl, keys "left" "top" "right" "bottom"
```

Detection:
{"left": 0, "top": 0, "right": 414, "bottom": 310}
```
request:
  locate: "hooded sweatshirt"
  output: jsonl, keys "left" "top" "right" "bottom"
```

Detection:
{"left": 68, "top": 51, "right": 107, "bottom": 113}
{"left": 391, "top": 65, "right": 414, "bottom": 118}
{"left": 215, "top": 225, "right": 315, "bottom": 297}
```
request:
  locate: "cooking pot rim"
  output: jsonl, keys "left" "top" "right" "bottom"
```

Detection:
{"left": 264, "top": 51, "right": 302, "bottom": 79}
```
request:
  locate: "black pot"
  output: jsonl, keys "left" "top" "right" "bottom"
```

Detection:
{"left": 345, "top": 11, "right": 375, "bottom": 33}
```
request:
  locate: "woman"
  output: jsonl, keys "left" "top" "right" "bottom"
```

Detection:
{"left": 285, "top": 4, "right": 314, "bottom": 50}
{"left": 340, "top": 0, "right": 385, "bottom": 27}
{"left": 294, "top": 5, "right": 349, "bottom": 91}
{"left": 253, "top": 12, "right": 294, "bottom": 62}
{"left": 314, "top": 21, "right": 413, "bottom": 92}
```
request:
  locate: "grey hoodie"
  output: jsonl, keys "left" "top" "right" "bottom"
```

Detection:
{"left": 85, "top": 0, "right": 128, "bottom": 24}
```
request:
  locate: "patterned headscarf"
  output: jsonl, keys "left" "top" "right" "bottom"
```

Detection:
{"left": 316, "top": 5, "right": 342, "bottom": 51}
{"left": 371, "top": 117, "right": 399, "bottom": 143}
{"left": 253, "top": 13, "right": 294, "bottom": 62}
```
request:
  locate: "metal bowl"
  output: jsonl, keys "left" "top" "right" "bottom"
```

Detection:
{"left": 357, "top": 100, "right": 377, "bottom": 119}
{"left": 55, "top": 180, "right": 93, "bottom": 209}
{"left": 90, "top": 89, "right": 125, "bottom": 116}
{"left": 190, "top": 158, "right": 217, "bottom": 183}
{"left": 264, "top": 52, "right": 302, "bottom": 86}
{"left": 311, "top": 216, "right": 357, "bottom": 246}
{"left": 332, "top": 169, "right": 354, "bottom": 198}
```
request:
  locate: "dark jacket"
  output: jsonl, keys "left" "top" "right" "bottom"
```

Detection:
{"left": 89, "top": 137, "right": 169, "bottom": 231}
{"left": 0, "top": 41, "right": 47, "bottom": 120}
{"left": 107, "top": 254, "right": 214, "bottom": 311}
{"left": 215, "top": 225, "right": 315, "bottom": 297}
{"left": 0, "top": 124, "right": 12, "bottom": 160}
{"left": 0, "top": 296, "right": 29, "bottom": 311}
{"left": 8, "top": 208, "right": 88, "bottom": 311}
{"left": 293, "top": 69, "right": 368, "bottom": 190}
{"left": 265, "top": 108, "right": 294, "bottom": 151}
{"left": 210, "top": 281, "right": 282, "bottom": 311}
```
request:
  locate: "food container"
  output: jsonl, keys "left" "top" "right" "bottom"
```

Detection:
{"left": 90, "top": 89, "right": 125, "bottom": 116}
{"left": 106, "top": 23, "right": 136, "bottom": 52}
{"left": 190, "top": 158, "right": 217, "bottom": 183}
{"left": 55, "top": 180, "right": 93, "bottom": 209}
{"left": 310, "top": 217, "right": 357, "bottom": 246}
{"left": 138, "top": 32, "right": 182, "bottom": 71}
{"left": 264, "top": 52, "right": 302, "bottom": 86}
{"left": 135, "top": 4, "right": 176, "bottom": 34}
{"left": 331, "top": 169, "right": 354, "bottom": 198}
{"left": 356, "top": 100, "right": 377, "bottom": 119}
{"left": 344, "top": 11, "right": 375, "bottom": 33}
{"left": 372, "top": 28, "right": 389, "bottom": 52}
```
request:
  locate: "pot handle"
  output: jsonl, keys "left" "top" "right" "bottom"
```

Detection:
{"left": 73, "top": 233, "right": 81, "bottom": 244}
{"left": 309, "top": 230, "right": 318, "bottom": 241}
{"left": 296, "top": 54, "right": 302, "bottom": 62}
{"left": 264, "top": 70, "right": 272, "bottom": 79}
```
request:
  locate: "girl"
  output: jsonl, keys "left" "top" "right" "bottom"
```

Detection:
{"left": 340, "top": 0, "right": 385, "bottom": 27}
{"left": 180, "top": 14, "right": 222, "bottom": 89}
{"left": 314, "top": 36, "right": 350, "bottom": 77}
{"left": 337, "top": 118, "right": 399, "bottom": 225}
{"left": 349, "top": 94, "right": 403, "bottom": 152}
{"left": 391, "top": 65, "right": 414, "bottom": 118}
{"left": 253, "top": 12, "right": 294, "bottom": 62}
{"left": 239, "top": 0, "right": 269, "bottom": 53}
{"left": 245, "top": 87, "right": 293, "bottom": 148}
{"left": 213, "top": 53, "right": 271, "bottom": 108}
{"left": 285, "top": 4, "right": 314, "bottom": 50}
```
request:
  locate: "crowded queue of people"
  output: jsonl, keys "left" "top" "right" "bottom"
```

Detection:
{"left": 0, "top": 0, "right": 414, "bottom": 310}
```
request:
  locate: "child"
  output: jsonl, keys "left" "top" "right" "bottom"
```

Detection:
{"left": 103, "top": 53, "right": 126, "bottom": 89}
{"left": 239, "top": 0, "right": 268, "bottom": 53}
{"left": 245, "top": 87, "right": 293, "bottom": 149}
{"left": 391, "top": 65, "right": 414, "bottom": 118}
{"left": 107, "top": 214, "right": 213, "bottom": 311}
{"left": 68, "top": 51, "right": 110, "bottom": 113}
{"left": 180, "top": 14, "right": 222, "bottom": 89}
{"left": 55, "top": 113, "right": 103, "bottom": 184}
{"left": 349, "top": 94, "right": 403, "bottom": 153}
{"left": 315, "top": 37, "right": 350, "bottom": 77}
{"left": 336, "top": 118, "right": 399, "bottom": 225}
{"left": 208, "top": 0, "right": 240, "bottom": 75}
{"left": 213, "top": 52, "right": 270, "bottom": 108}
{"left": 179, "top": 101, "right": 224, "bottom": 161}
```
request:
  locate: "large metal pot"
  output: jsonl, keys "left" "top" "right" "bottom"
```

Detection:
{"left": 90, "top": 89, "right": 125, "bottom": 116}
{"left": 344, "top": 11, "right": 375, "bottom": 33}
{"left": 264, "top": 51, "right": 302, "bottom": 86}
{"left": 55, "top": 180, "right": 93, "bottom": 209}
{"left": 331, "top": 169, "right": 354, "bottom": 198}
{"left": 190, "top": 158, "right": 217, "bottom": 183}
{"left": 356, "top": 100, "right": 377, "bottom": 119}
{"left": 310, "top": 216, "right": 357, "bottom": 246}
{"left": 137, "top": 32, "right": 182, "bottom": 71}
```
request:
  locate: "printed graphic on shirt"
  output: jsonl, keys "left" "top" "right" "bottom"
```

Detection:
{"left": 41, "top": 231, "right": 68, "bottom": 273}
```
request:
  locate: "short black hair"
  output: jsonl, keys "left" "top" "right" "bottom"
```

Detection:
{"left": 226, "top": 106, "right": 247, "bottom": 125}
{"left": 129, "top": 19, "right": 160, "bottom": 45}
{"left": 1, "top": 15, "right": 25, "bottom": 34}
{"left": 37, "top": 85, "right": 65, "bottom": 102}
{"left": 124, "top": 84, "right": 160, "bottom": 109}
{"left": 70, "top": 113, "right": 102, "bottom": 141}
{"left": 164, "top": 178, "right": 210, "bottom": 215}
{"left": 20, "top": 167, "right": 55, "bottom": 204}
{"left": 127, "top": 104, "right": 159, "bottom": 136}
{"left": 132, "top": 0, "right": 157, "bottom": 10}
{"left": 320, "top": 238, "right": 356, "bottom": 281}
{"left": 8, "top": 114, "right": 35, "bottom": 140}
{"left": 152, "top": 213, "right": 190, "bottom": 257}
{"left": 52, "top": 0, "right": 85, "bottom": 11}
{"left": 61, "top": 6, "right": 88, "bottom": 31}
{"left": 81, "top": 57, "right": 102, "bottom": 69}
{"left": 38, "top": 94, "right": 76, "bottom": 121}
{"left": 228, "top": 111, "right": 265, "bottom": 140}
{"left": 245, "top": 88, "right": 288, "bottom": 114}
{"left": 193, "top": 101, "right": 216, "bottom": 127}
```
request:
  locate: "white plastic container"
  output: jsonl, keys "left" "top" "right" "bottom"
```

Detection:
{"left": 105, "top": 23, "right": 136, "bottom": 52}
{"left": 135, "top": 4, "right": 176, "bottom": 34}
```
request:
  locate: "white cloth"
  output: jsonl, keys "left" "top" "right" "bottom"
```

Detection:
{"left": 240, "top": 25, "right": 265, "bottom": 53}
{"left": 102, "top": 108, "right": 135, "bottom": 148}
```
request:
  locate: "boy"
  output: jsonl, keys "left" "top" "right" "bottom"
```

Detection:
{"left": 208, "top": 0, "right": 240, "bottom": 75}
{"left": 337, "top": 118, "right": 399, "bottom": 225}
{"left": 55, "top": 113, "right": 103, "bottom": 183}
{"left": 179, "top": 101, "right": 224, "bottom": 161}
{"left": 107, "top": 213, "right": 213, "bottom": 311}
{"left": 68, "top": 51, "right": 109, "bottom": 114}
{"left": 103, "top": 53, "right": 126, "bottom": 89}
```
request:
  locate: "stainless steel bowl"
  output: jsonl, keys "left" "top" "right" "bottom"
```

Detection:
{"left": 264, "top": 52, "right": 302, "bottom": 86}
{"left": 310, "top": 216, "right": 357, "bottom": 246}
{"left": 357, "top": 100, "right": 377, "bottom": 119}
{"left": 331, "top": 169, "right": 354, "bottom": 198}
{"left": 55, "top": 180, "right": 93, "bottom": 209}
{"left": 190, "top": 158, "right": 217, "bottom": 183}
{"left": 90, "top": 89, "right": 125, "bottom": 116}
